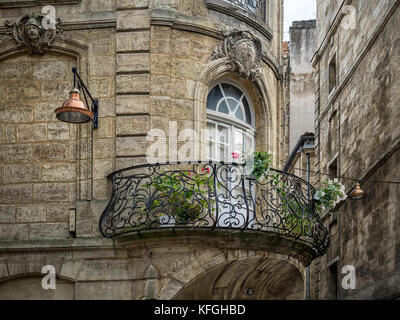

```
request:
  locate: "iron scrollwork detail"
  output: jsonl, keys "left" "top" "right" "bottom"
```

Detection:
{"left": 99, "top": 162, "right": 329, "bottom": 257}
{"left": 213, "top": 30, "right": 263, "bottom": 82}
{"left": 5, "top": 13, "right": 63, "bottom": 55}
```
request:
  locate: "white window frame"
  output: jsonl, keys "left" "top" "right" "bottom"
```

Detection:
{"left": 206, "top": 80, "right": 256, "bottom": 162}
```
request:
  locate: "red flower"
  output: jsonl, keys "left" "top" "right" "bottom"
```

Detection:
{"left": 202, "top": 168, "right": 210, "bottom": 174}
{"left": 232, "top": 152, "right": 240, "bottom": 159}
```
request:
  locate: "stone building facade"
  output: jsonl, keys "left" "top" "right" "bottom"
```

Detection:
{"left": 0, "top": 0, "right": 330, "bottom": 300}
{"left": 283, "top": 20, "right": 316, "bottom": 186}
{"left": 312, "top": 0, "right": 400, "bottom": 300}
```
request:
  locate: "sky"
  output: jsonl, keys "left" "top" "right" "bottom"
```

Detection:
{"left": 284, "top": 0, "right": 317, "bottom": 41}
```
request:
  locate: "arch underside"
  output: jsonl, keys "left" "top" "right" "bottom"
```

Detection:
{"left": 175, "top": 257, "right": 304, "bottom": 300}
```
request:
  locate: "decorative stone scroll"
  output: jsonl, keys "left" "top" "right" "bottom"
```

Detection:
{"left": 5, "top": 13, "right": 63, "bottom": 55}
{"left": 213, "top": 29, "right": 263, "bottom": 81}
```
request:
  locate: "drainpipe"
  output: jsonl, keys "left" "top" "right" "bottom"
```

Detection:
{"left": 305, "top": 153, "right": 311, "bottom": 300}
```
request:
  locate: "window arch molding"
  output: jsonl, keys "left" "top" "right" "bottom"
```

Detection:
{"left": 206, "top": 79, "right": 256, "bottom": 131}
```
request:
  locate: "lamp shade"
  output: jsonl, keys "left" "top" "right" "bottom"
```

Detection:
{"left": 55, "top": 88, "right": 93, "bottom": 123}
{"left": 349, "top": 183, "right": 365, "bottom": 200}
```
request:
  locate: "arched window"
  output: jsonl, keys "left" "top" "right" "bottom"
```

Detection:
{"left": 206, "top": 82, "right": 255, "bottom": 162}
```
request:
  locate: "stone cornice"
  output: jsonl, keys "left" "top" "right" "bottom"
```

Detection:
{"left": 0, "top": 0, "right": 81, "bottom": 8}
{"left": 204, "top": 0, "right": 272, "bottom": 41}
{"left": 0, "top": 19, "right": 116, "bottom": 34}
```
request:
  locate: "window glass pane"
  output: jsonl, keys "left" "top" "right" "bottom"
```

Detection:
{"left": 218, "top": 143, "right": 229, "bottom": 162}
{"left": 234, "top": 130, "right": 244, "bottom": 154}
{"left": 207, "top": 123, "right": 215, "bottom": 141}
{"left": 243, "top": 97, "right": 252, "bottom": 125}
{"left": 208, "top": 141, "right": 215, "bottom": 160}
{"left": 218, "top": 100, "right": 229, "bottom": 114}
{"left": 227, "top": 98, "right": 238, "bottom": 112}
{"left": 206, "top": 85, "right": 223, "bottom": 111}
{"left": 222, "top": 83, "right": 243, "bottom": 101}
{"left": 244, "top": 134, "right": 254, "bottom": 153}
{"left": 218, "top": 126, "right": 229, "bottom": 144}
{"left": 235, "top": 107, "right": 244, "bottom": 121}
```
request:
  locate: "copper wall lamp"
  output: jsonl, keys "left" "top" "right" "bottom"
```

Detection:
{"left": 55, "top": 67, "right": 98, "bottom": 129}
{"left": 348, "top": 182, "right": 366, "bottom": 200}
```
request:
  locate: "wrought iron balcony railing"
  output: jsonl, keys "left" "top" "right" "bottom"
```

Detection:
{"left": 225, "top": 0, "right": 266, "bottom": 21}
{"left": 99, "top": 162, "right": 329, "bottom": 256}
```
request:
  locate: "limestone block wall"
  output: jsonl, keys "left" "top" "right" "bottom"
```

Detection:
{"left": 313, "top": 0, "right": 400, "bottom": 299}
{"left": 0, "top": 1, "right": 117, "bottom": 240}
{"left": 0, "top": 0, "right": 284, "bottom": 245}
{"left": 0, "top": 53, "right": 77, "bottom": 240}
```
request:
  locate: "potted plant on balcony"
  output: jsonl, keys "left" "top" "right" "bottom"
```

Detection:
{"left": 314, "top": 179, "right": 347, "bottom": 213}
{"left": 150, "top": 168, "right": 215, "bottom": 226}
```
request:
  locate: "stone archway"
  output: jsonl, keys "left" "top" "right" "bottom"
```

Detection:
{"left": 0, "top": 275, "right": 75, "bottom": 300}
{"left": 174, "top": 257, "right": 304, "bottom": 300}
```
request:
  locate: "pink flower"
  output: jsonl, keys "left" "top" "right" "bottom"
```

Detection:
{"left": 232, "top": 152, "right": 240, "bottom": 159}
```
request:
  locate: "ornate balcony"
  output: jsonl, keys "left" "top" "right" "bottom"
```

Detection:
{"left": 225, "top": 0, "right": 266, "bottom": 21}
{"left": 99, "top": 162, "right": 329, "bottom": 257}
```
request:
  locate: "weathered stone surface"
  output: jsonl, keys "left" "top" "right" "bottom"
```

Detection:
{"left": 33, "top": 183, "right": 70, "bottom": 202}
{"left": 41, "top": 163, "right": 76, "bottom": 182}
{"left": 93, "top": 118, "right": 114, "bottom": 139}
{"left": 75, "top": 281, "right": 133, "bottom": 300}
{"left": 0, "top": 145, "right": 31, "bottom": 162}
{"left": 33, "top": 61, "right": 68, "bottom": 80}
{"left": 0, "top": 184, "right": 32, "bottom": 203}
{"left": 0, "top": 224, "right": 29, "bottom": 240}
{"left": 41, "top": 81, "right": 71, "bottom": 99}
{"left": 0, "top": 277, "right": 75, "bottom": 300}
{"left": 313, "top": 1, "right": 400, "bottom": 300}
{"left": 4, "top": 164, "right": 40, "bottom": 183}
{"left": 93, "top": 160, "right": 114, "bottom": 180}
{"left": 91, "top": 55, "right": 115, "bottom": 77}
{"left": 0, "top": 106, "right": 33, "bottom": 123}
{"left": 116, "top": 74, "right": 150, "bottom": 94}
{"left": 28, "top": 222, "right": 70, "bottom": 240}
{"left": 6, "top": 86, "right": 40, "bottom": 102}
{"left": 116, "top": 115, "right": 150, "bottom": 136}
{"left": 16, "top": 204, "right": 46, "bottom": 223}
{"left": 117, "top": 53, "right": 150, "bottom": 73}
{"left": 76, "top": 260, "right": 131, "bottom": 281}
{"left": 117, "top": 0, "right": 149, "bottom": 9}
{"left": 46, "top": 203, "right": 71, "bottom": 222}
{"left": 5, "top": 125, "right": 16, "bottom": 143}
{"left": 47, "top": 122, "right": 69, "bottom": 140}
{"left": 0, "top": 205, "right": 16, "bottom": 223}
{"left": 34, "top": 101, "right": 60, "bottom": 121}
{"left": 116, "top": 95, "right": 150, "bottom": 114}
{"left": 32, "top": 144, "right": 67, "bottom": 161}
{"left": 17, "top": 123, "right": 47, "bottom": 142}
{"left": 0, "top": 63, "right": 31, "bottom": 80}
{"left": 116, "top": 136, "right": 148, "bottom": 157}
{"left": 117, "top": 10, "right": 150, "bottom": 30}
{"left": 159, "top": 279, "right": 184, "bottom": 300}
{"left": 93, "top": 138, "right": 115, "bottom": 159}
{"left": 116, "top": 31, "right": 150, "bottom": 52}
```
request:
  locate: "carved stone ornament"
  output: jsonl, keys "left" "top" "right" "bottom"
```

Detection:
{"left": 213, "top": 29, "right": 263, "bottom": 81}
{"left": 5, "top": 13, "right": 63, "bottom": 55}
